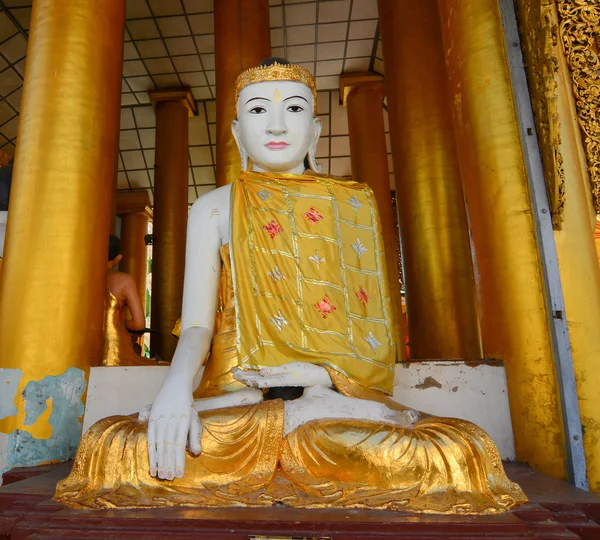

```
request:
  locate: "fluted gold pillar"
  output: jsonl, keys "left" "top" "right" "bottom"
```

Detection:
{"left": 550, "top": 36, "right": 600, "bottom": 490}
{"left": 377, "top": 0, "right": 482, "bottom": 361}
{"left": 215, "top": 0, "right": 271, "bottom": 186}
{"left": 438, "top": 0, "right": 566, "bottom": 478}
{"left": 149, "top": 90, "right": 195, "bottom": 362}
{"left": 118, "top": 191, "right": 152, "bottom": 313}
{"left": 341, "top": 73, "right": 405, "bottom": 360}
{"left": 0, "top": 0, "right": 124, "bottom": 472}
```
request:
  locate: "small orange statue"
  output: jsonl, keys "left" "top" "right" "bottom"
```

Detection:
{"left": 102, "top": 235, "right": 155, "bottom": 366}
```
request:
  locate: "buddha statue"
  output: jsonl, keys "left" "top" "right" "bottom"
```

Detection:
{"left": 102, "top": 234, "right": 156, "bottom": 366}
{"left": 55, "top": 60, "right": 526, "bottom": 514}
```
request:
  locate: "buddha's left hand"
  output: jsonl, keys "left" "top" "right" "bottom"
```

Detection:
{"left": 232, "top": 362, "right": 333, "bottom": 388}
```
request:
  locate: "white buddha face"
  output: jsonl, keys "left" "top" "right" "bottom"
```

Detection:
{"left": 233, "top": 80, "right": 321, "bottom": 174}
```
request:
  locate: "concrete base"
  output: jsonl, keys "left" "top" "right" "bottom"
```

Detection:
{"left": 83, "top": 366, "right": 170, "bottom": 432}
{"left": 83, "top": 360, "right": 515, "bottom": 459}
{"left": 393, "top": 361, "right": 515, "bottom": 460}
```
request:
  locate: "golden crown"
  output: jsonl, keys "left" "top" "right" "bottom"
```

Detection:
{"left": 235, "top": 62, "right": 318, "bottom": 115}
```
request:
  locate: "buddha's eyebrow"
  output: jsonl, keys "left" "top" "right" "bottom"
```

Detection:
{"left": 245, "top": 97, "right": 270, "bottom": 104}
{"left": 283, "top": 95, "right": 309, "bottom": 103}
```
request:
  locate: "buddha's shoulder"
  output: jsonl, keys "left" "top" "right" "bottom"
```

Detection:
{"left": 190, "top": 184, "right": 231, "bottom": 217}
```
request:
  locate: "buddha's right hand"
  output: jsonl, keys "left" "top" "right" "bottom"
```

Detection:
{"left": 147, "top": 385, "right": 202, "bottom": 480}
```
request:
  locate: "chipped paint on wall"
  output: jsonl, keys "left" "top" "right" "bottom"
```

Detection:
{"left": 0, "top": 367, "right": 86, "bottom": 485}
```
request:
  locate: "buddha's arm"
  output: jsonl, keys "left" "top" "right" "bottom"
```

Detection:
{"left": 147, "top": 193, "right": 222, "bottom": 481}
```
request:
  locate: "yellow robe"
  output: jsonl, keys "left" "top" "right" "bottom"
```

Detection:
{"left": 231, "top": 171, "right": 397, "bottom": 393}
{"left": 55, "top": 174, "right": 527, "bottom": 513}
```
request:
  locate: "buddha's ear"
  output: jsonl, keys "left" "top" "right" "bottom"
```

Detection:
{"left": 231, "top": 119, "right": 248, "bottom": 171}
{"left": 308, "top": 116, "right": 323, "bottom": 173}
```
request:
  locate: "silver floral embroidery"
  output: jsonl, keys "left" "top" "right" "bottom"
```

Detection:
{"left": 257, "top": 189, "right": 273, "bottom": 202}
{"left": 352, "top": 238, "right": 367, "bottom": 258}
{"left": 268, "top": 265, "right": 286, "bottom": 282}
{"left": 364, "top": 332, "right": 381, "bottom": 352}
{"left": 269, "top": 310, "right": 289, "bottom": 332}
{"left": 308, "top": 250, "right": 326, "bottom": 269}
{"left": 348, "top": 194, "right": 363, "bottom": 213}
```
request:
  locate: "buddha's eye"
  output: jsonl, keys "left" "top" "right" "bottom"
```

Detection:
{"left": 249, "top": 106, "right": 267, "bottom": 114}
{"left": 287, "top": 105, "right": 304, "bottom": 113}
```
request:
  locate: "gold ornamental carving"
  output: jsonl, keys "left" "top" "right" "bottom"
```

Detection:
{"left": 556, "top": 0, "right": 600, "bottom": 214}
{"left": 516, "top": 0, "right": 566, "bottom": 229}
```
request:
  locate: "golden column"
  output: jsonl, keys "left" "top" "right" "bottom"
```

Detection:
{"left": 438, "top": 0, "right": 566, "bottom": 478}
{"left": 214, "top": 0, "right": 271, "bottom": 186}
{"left": 0, "top": 0, "right": 124, "bottom": 468}
{"left": 341, "top": 73, "right": 405, "bottom": 360}
{"left": 149, "top": 89, "right": 196, "bottom": 362}
{"left": 550, "top": 22, "right": 600, "bottom": 490}
{"left": 117, "top": 191, "right": 153, "bottom": 313}
{"left": 377, "top": 0, "right": 482, "bottom": 361}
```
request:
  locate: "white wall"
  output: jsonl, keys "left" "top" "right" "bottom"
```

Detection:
{"left": 393, "top": 361, "right": 515, "bottom": 460}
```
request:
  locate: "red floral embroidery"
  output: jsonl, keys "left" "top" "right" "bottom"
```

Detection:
{"left": 303, "top": 206, "right": 324, "bottom": 225}
{"left": 262, "top": 220, "right": 283, "bottom": 239}
{"left": 356, "top": 286, "right": 371, "bottom": 305}
{"left": 314, "top": 296, "right": 337, "bottom": 319}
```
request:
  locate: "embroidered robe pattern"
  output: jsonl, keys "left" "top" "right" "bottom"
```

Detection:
{"left": 230, "top": 171, "right": 397, "bottom": 394}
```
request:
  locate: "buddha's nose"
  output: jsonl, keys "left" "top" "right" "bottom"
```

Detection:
{"left": 267, "top": 110, "right": 288, "bottom": 136}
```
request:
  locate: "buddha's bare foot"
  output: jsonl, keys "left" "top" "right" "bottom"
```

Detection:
{"left": 283, "top": 385, "right": 420, "bottom": 435}
{"left": 138, "top": 404, "right": 152, "bottom": 423}
{"left": 388, "top": 408, "right": 420, "bottom": 427}
{"left": 231, "top": 362, "right": 332, "bottom": 389}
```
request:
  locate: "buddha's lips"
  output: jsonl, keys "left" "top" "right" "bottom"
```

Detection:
{"left": 265, "top": 141, "right": 289, "bottom": 150}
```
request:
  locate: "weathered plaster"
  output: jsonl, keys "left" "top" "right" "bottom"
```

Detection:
{"left": 0, "top": 367, "right": 86, "bottom": 485}
{"left": 393, "top": 361, "right": 516, "bottom": 460}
